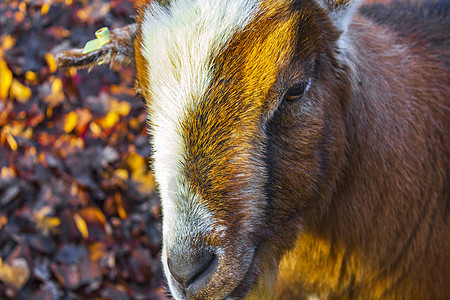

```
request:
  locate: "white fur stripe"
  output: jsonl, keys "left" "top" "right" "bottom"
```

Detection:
{"left": 140, "top": 0, "right": 260, "bottom": 247}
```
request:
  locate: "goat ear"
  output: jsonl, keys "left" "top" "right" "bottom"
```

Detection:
{"left": 315, "top": 0, "right": 363, "bottom": 33}
{"left": 56, "top": 24, "right": 138, "bottom": 70}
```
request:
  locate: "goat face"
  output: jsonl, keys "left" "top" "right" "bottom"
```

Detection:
{"left": 57, "top": 0, "right": 358, "bottom": 298}
{"left": 134, "top": 0, "right": 352, "bottom": 299}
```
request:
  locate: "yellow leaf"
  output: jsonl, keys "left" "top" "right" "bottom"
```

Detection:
{"left": 73, "top": 213, "right": 89, "bottom": 239}
{"left": 41, "top": 3, "right": 50, "bottom": 15}
{"left": 115, "top": 101, "right": 131, "bottom": 117}
{"left": 0, "top": 166, "right": 15, "bottom": 179}
{"left": 127, "top": 152, "right": 145, "bottom": 173}
{"left": 10, "top": 122, "right": 25, "bottom": 136}
{"left": 25, "top": 71, "right": 38, "bottom": 84}
{"left": 114, "top": 168, "right": 128, "bottom": 181}
{"left": 0, "top": 215, "right": 7, "bottom": 230}
{"left": 34, "top": 207, "right": 60, "bottom": 234}
{"left": 19, "top": 2, "right": 26, "bottom": 13}
{"left": 0, "top": 258, "right": 30, "bottom": 290}
{"left": 98, "top": 111, "right": 119, "bottom": 130}
{"left": 5, "top": 133, "right": 17, "bottom": 151}
{"left": 114, "top": 193, "right": 127, "bottom": 219}
{"left": 45, "top": 53, "right": 57, "bottom": 73}
{"left": 43, "top": 217, "right": 61, "bottom": 228}
{"left": 89, "top": 122, "right": 102, "bottom": 137}
{"left": 135, "top": 172, "right": 156, "bottom": 195}
{"left": 21, "top": 128, "right": 32, "bottom": 139}
{"left": 64, "top": 111, "right": 78, "bottom": 133}
{"left": 70, "top": 136, "right": 85, "bottom": 148}
{"left": 51, "top": 78, "right": 63, "bottom": 94}
{"left": 0, "top": 60, "right": 13, "bottom": 99}
{"left": 129, "top": 117, "right": 140, "bottom": 129}
{"left": 1, "top": 35, "right": 15, "bottom": 50}
{"left": 10, "top": 79, "right": 32, "bottom": 103}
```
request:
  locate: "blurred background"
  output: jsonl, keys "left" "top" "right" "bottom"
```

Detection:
{"left": 0, "top": 0, "right": 166, "bottom": 299}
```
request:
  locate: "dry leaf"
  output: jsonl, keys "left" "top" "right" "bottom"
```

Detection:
{"left": 0, "top": 166, "right": 16, "bottom": 179}
{"left": 10, "top": 79, "right": 32, "bottom": 103}
{"left": 89, "top": 122, "right": 102, "bottom": 137}
{"left": 51, "top": 78, "right": 63, "bottom": 94}
{"left": 73, "top": 213, "right": 89, "bottom": 239}
{"left": 79, "top": 207, "right": 106, "bottom": 225}
{"left": 114, "top": 169, "right": 128, "bottom": 181}
{"left": 1, "top": 35, "right": 15, "bottom": 50}
{"left": 34, "top": 207, "right": 61, "bottom": 235}
{"left": 64, "top": 112, "right": 78, "bottom": 133}
{"left": 111, "top": 100, "right": 131, "bottom": 117}
{"left": 0, "top": 258, "right": 30, "bottom": 290}
{"left": 0, "top": 215, "right": 7, "bottom": 230}
{"left": 5, "top": 133, "right": 18, "bottom": 151}
{"left": 98, "top": 111, "right": 119, "bottom": 130}
{"left": 114, "top": 193, "right": 127, "bottom": 219}
{"left": 127, "top": 152, "right": 145, "bottom": 173}
{"left": 41, "top": 3, "right": 50, "bottom": 15}
{"left": 25, "top": 71, "right": 37, "bottom": 84}
{"left": 45, "top": 53, "right": 57, "bottom": 73}
{"left": 0, "top": 60, "right": 13, "bottom": 99}
{"left": 89, "top": 242, "right": 107, "bottom": 262}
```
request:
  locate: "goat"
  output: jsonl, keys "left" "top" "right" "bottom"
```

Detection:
{"left": 57, "top": 0, "right": 450, "bottom": 299}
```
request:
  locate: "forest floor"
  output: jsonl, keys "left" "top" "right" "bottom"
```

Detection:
{"left": 0, "top": 0, "right": 166, "bottom": 299}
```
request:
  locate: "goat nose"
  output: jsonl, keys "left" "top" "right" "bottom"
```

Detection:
{"left": 167, "top": 248, "right": 216, "bottom": 292}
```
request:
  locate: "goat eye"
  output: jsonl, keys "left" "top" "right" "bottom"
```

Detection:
{"left": 285, "top": 81, "right": 309, "bottom": 102}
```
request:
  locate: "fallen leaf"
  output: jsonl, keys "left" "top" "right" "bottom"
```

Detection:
{"left": 1, "top": 35, "right": 15, "bottom": 50}
{"left": 51, "top": 78, "right": 63, "bottom": 94}
{"left": 89, "top": 242, "right": 107, "bottom": 262}
{"left": 45, "top": 53, "right": 57, "bottom": 73}
{"left": 73, "top": 213, "right": 89, "bottom": 239}
{"left": 25, "top": 71, "right": 37, "bottom": 84}
{"left": 0, "top": 166, "right": 16, "bottom": 179}
{"left": 10, "top": 79, "right": 32, "bottom": 103}
{"left": 114, "top": 169, "right": 128, "bottom": 181}
{"left": 0, "top": 215, "right": 7, "bottom": 230}
{"left": 34, "top": 207, "right": 61, "bottom": 235}
{"left": 0, "top": 258, "right": 30, "bottom": 290}
{"left": 89, "top": 122, "right": 102, "bottom": 137}
{"left": 64, "top": 111, "right": 78, "bottom": 133}
{"left": 41, "top": 3, "right": 50, "bottom": 16}
{"left": 50, "top": 263, "right": 80, "bottom": 290}
{"left": 112, "top": 100, "right": 131, "bottom": 117}
{"left": 98, "top": 111, "right": 119, "bottom": 130}
{"left": 114, "top": 193, "right": 127, "bottom": 219}
{"left": 127, "top": 152, "right": 145, "bottom": 174}
{"left": 5, "top": 132, "right": 18, "bottom": 151}
{"left": 0, "top": 60, "right": 13, "bottom": 99}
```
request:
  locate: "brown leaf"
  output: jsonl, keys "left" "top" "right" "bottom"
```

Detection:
{"left": 50, "top": 263, "right": 80, "bottom": 290}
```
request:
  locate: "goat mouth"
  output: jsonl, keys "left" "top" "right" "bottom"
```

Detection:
{"left": 224, "top": 242, "right": 262, "bottom": 300}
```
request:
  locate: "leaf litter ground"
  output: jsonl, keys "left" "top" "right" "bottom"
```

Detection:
{"left": 0, "top": 0, "right": 167, "bottom": 299}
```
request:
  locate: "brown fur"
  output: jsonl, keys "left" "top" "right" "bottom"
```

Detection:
{"left": 56, "top": 24, "right": 137, "bottom": 69}
{"left": 57, "top": 0, "right": 449, "bottom": 299}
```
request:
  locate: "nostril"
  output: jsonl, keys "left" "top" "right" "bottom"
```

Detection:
{"left": 168, "top": 248, "right": 216, "bottom": 290}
